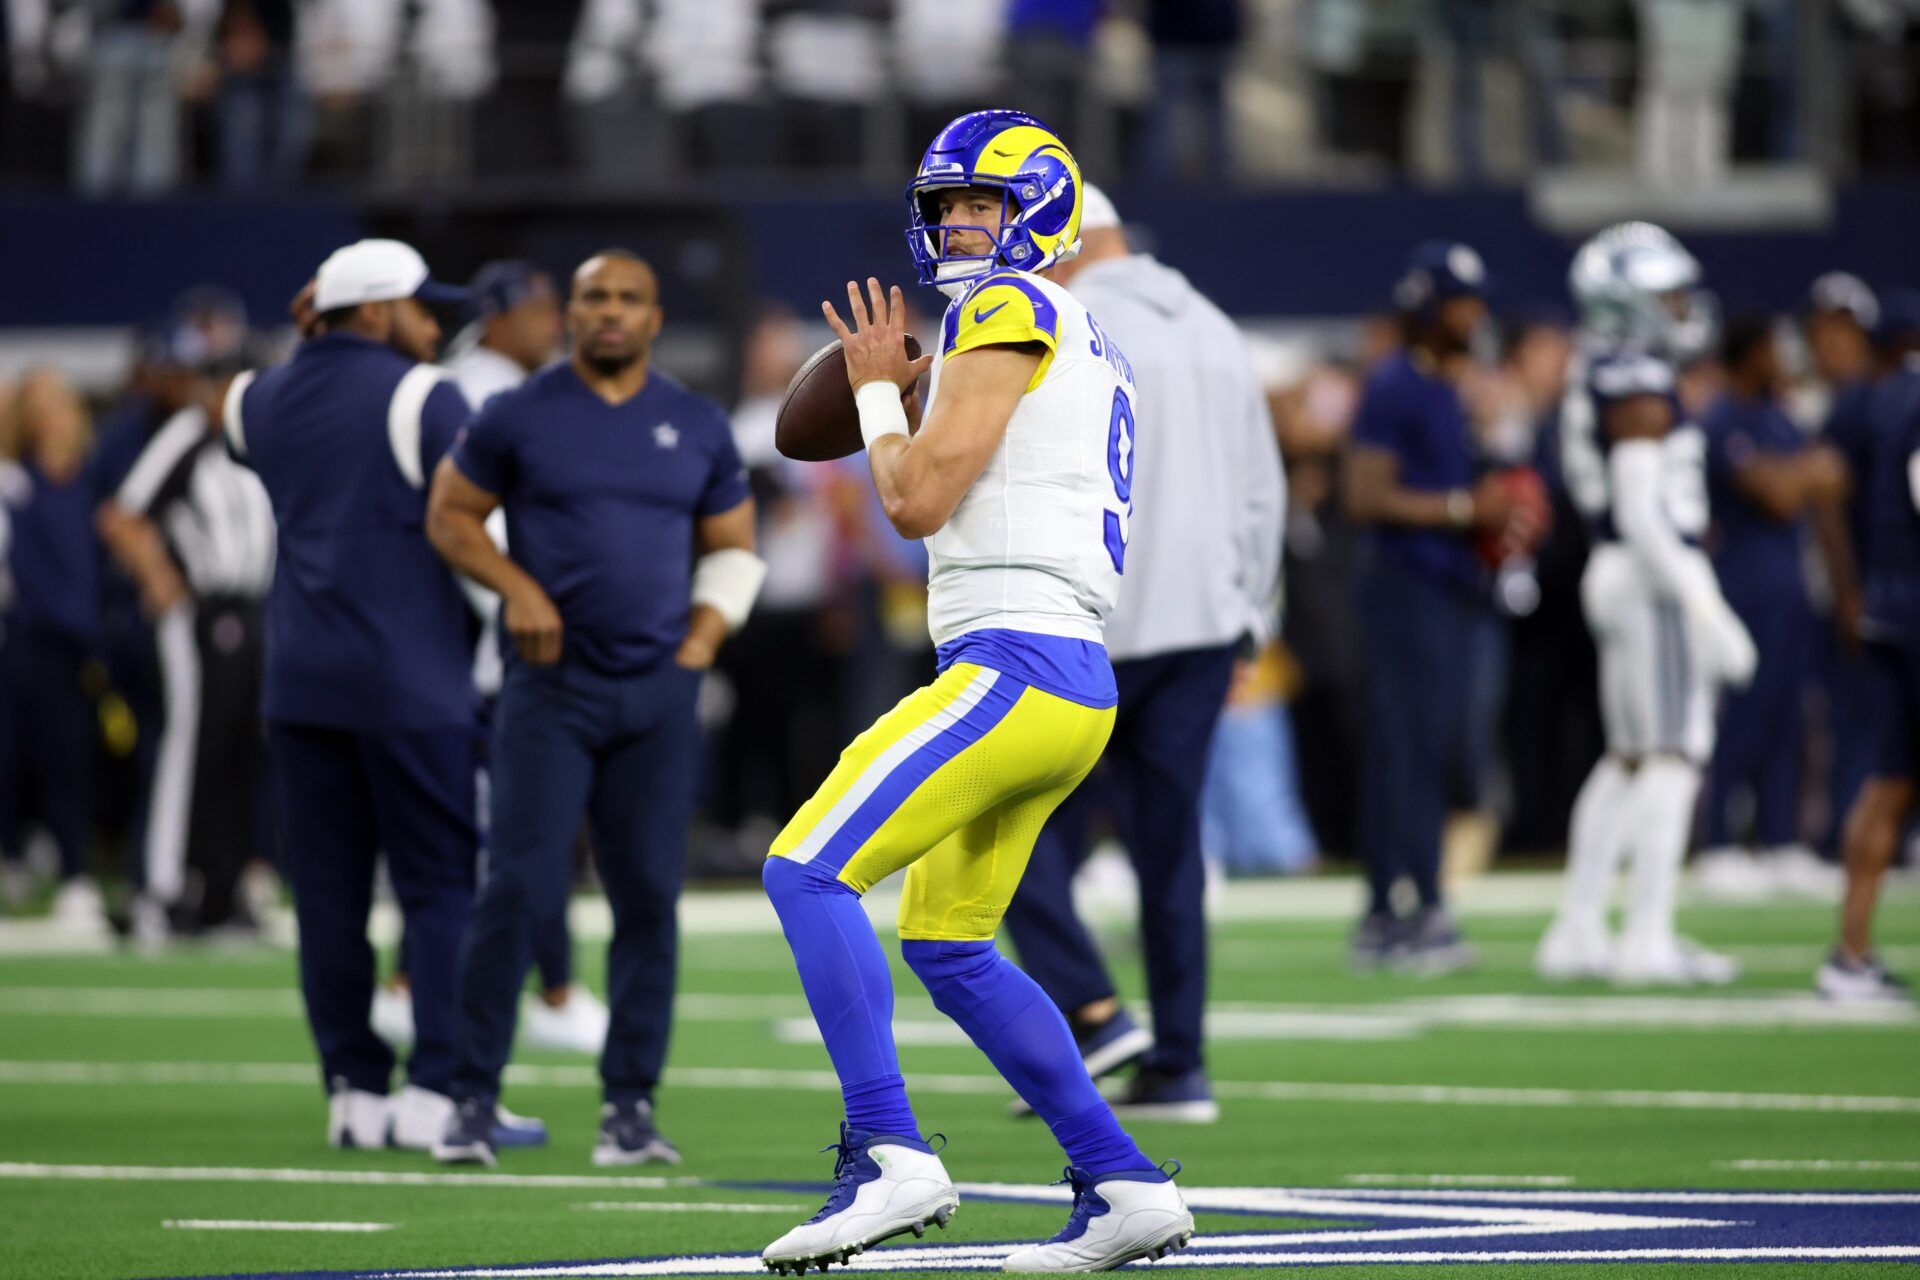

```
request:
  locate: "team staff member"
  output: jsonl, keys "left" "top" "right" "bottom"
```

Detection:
{"left": 1002, "top": 185, "right": 1285, "bottom": 1122}
{"left": 228, "top": 238, "right": 485, "bottom": 1150}
{"left": 1344, "top": 242, "right": 1517, "bottom": 971}
{"left": 374, "top": 260, "right": 606, "bottom": 1057}
{"left": 428, "top": 251, "right": 762, "bottom": 1167}
{"left": 1696, "top": 318, "right": 1846, "bottom": 889}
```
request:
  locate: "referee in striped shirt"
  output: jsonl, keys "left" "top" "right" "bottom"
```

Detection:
{"left": 98, "top": 337, "right": 275, "bottom": 935}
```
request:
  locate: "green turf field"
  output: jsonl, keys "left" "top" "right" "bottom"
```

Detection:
{"left": 3, "top": 874, "right": 1918, "bottom": 1279}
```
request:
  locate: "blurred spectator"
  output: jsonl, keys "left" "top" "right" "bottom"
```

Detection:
{"left": 3, "top": 0, "right": 81, "bottom": 182}
{"left": 1635, "top": 0, "right": 1742, "bottom": 188}
{"left": 1694, "top": 315, "right": 1849, "bottom": 899}
{"left": 1837, "top": 0, "right": 1920, "bottom": 171}
{"left": 216, "top": 0, "right": 309, "bottom": 189}
{"left": 1306, "top": 0, "right": 1423, "bottom": 172}
{"left": 716, "top": 306, "right": 842, "bottom": 834}
{"left": 767, "top": 0, "right": 887, "bottom": 171}
{"left": 1002, "top": 0, "right": 1102, "bottom": 148}
{"left": 76, "top": 0, "right": 220, "bottom": 196}
{"left": 294, "top": 0, "right": 402, "bottom": 176}
{"left": 895, "top": 0, "right": 1005, "bottom": 160}
{"left": 1439, "top": 0, "right": 1496, "bottom": 182}
{"left": 382, "top": 0, "right": 497, "bottom": 187}
{"left": 0, "top": 370, "right": 108, "bottom": 935}
{"left": 1137, "top": 0, "right": 1240, "bottom": 181}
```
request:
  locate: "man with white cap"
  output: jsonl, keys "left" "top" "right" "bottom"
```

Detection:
{"left": 226, "top": 239, "right": 518, "bottom": 1151}
{"left": 1002, "top": 185, "right": 1286, "bottom": 1121}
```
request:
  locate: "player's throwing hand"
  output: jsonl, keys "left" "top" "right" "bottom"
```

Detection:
{"left": 822, "top": 278, "right": 934, "bottom": 393}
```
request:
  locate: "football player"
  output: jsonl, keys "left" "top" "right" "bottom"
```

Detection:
{"left": 757, "top": 110, "right": 1193, "bottom": 1274}
{"left": 1537, "top": 223, "right": 1755, "bottom": 986}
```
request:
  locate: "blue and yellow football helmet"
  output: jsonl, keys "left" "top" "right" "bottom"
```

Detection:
{"left": 906, "top": 109, "right": 1083, "bottom": 296}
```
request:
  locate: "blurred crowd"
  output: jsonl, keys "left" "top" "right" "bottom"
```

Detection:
{"left": 6, "top": 253, "right": 1920, "bottom": 940}
{"left": 4, "top": 0, "right": 1919, "bottom": 194}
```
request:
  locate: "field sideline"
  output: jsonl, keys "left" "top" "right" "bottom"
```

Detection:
{"left": 3, "top": 873, "right": 1918, "bottom": 1279}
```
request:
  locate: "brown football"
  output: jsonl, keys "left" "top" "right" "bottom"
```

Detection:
{"left": 775, "top": 334, "right": 922, "bottom": 462}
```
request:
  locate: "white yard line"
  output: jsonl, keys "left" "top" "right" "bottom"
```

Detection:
{"left": 0, "top": 1163, "right": 702, "bottom": 1189}
{"left": 1343, "top": 1174, "right": 1574, "bottom": 1187}
{"left": 163, "top": 1219, "right": 394, "bottom": 1232}
{"left": 572, "top": 1203, "right": 806, "bottom": 1215}
{"left": 1720, "top": 1159, "right": 1920, "bottom": 1172}
{"left": 2, "top": 1061, "right": 1915, "bottom": 1115}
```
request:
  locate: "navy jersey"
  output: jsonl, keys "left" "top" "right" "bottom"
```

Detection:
{"left": 1823, "top": 378, "right": 1877, "bottom": 575}
{"left": 450, "top": 363, "right": 750, "bottom": 677}
{"left": 1559, "top": 340, "right": 1709, "bottom": 547}
{"left": 1701, "top": 391, "right": 1806, "bottom": 596}
{"left": 229, "top": 332, "right": 478, "bottom": 731}
{"left": 5, "top": 458, "right": 101, "bottom": 647}
{"left": 1350, "top": 349, "right": 1478, "bottom": 591}
{"left": 1862, "top": 362, "right": 1920, "bottom": 638}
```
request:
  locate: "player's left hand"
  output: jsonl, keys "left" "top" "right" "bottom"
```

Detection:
{"left": 823, "top": 278, "right": 934, "bottom": 394}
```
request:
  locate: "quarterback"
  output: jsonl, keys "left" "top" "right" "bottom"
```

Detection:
{"left": 758, "top": 110, "right": 1192, "bottom": 1274}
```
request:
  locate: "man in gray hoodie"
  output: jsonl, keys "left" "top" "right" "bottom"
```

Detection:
{"left": 1003, "top": 185, "right": 1287, "bottom": 1122}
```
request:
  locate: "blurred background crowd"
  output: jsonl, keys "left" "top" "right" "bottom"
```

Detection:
{"left": 1, "top": 0, "right": 1918, "bottom": 194}
{"left": 4, "top": 0, "right": 1920, "bottom": 943}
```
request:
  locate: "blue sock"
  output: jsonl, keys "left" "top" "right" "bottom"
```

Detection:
{"left": 901, "top": 938, "right": 1152, "bottom": 1178}
{"left": 763, "top": 857, "right": 918, "bottom": 1138}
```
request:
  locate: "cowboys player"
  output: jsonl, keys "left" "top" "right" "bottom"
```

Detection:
{"left": 1537, "top": 222, "right": 1755, "bottom": 986}
{"left": 757, "top": 110, "right": 1192, "bottom": 1274}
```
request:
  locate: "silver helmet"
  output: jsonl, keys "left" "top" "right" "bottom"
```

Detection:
{"left": 1569, "top": 221, "right": 1716, "bottom": 360}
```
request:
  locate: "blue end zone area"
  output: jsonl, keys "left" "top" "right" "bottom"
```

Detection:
{"left": 168, "top": 1187, "right": 1920, "bottom": 1276}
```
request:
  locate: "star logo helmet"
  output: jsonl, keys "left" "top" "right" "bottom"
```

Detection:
{"left": 905, "top": 109, "right": 1084, "bottom": 298}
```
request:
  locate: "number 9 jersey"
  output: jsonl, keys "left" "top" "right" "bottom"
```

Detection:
{"left": 922, "top": 267, "right": 1138, "bottom": 648}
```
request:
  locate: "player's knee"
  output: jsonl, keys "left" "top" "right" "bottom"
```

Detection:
{"left": 901, "top": 938, "right": 997, "bottom": 1012}
{"left": 761, "top": 854, "right": 854, "bottom": 917}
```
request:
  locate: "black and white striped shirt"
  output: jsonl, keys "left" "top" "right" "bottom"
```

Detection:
{"left": 117, "top": 406, "right": 276, "bottom": 601}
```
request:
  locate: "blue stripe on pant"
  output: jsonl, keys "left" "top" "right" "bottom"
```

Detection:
{"left": 1705, "top": 585, "right": 1810, "bottom": 847}
{"left": 1001, "top": 644, "right": 1237, "bottom": 1076}
{"left": 451, "top": 658, "right": 701, "bottom": 1105}
{"left": 267, "top": 721, "right": 479, "bottom": 1096}
{"left": 1355, "top": 556, "right": 1476, "bottom": 916}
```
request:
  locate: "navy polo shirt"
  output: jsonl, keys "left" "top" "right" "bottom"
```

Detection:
{"left": 1824, "top": 378, "right": 1877, "bottom": 574}
{"left": 1351, "top": 349, "right": 1478, "bottom": 591}
{"left": 1864, "top": 366, "right": 1920, "bottom": 637}
{"left": 1702, "top": 391, "right": 1806, "bottom": 599}
{"left": 7, "top": 458, "right": 101, "bottom": 647}
{"left": 231, "top": 332, "right": 479, "bottom": 731}
{"left": 451, "top": 363, "right": 751, "bottom": 677}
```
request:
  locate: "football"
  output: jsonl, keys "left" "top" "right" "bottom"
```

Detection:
{"left": 775, "top": 334, "right": 922, "bottom": 462}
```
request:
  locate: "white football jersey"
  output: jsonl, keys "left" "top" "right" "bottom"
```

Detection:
{"left": 921, "top": 269, "right": 1138, "bottom": 647}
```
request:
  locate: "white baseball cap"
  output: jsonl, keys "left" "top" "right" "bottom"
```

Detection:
{"left": 313, "top": 238, "right": 469, "bottom": 312}
{"left": 1079, "top": 183, "right": 1121, "bottom": 233}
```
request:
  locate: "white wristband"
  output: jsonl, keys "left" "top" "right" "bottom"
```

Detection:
{"left": 690, "top": 547, "right": 768, "bottom": 632}
{"left": 855, "top": 380, "right": 909, "bottom": 450}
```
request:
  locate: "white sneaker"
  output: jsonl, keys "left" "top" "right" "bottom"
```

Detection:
{"left": 1612, "top": 934, "right": 1740, "bottom": 987}
{"left": 370, "top": 983, "right": 415, "bottom": 1051}
{"left": 1690, "top": 847, "right": 1775, "bottom": 902}
{"left": 327, "top": 1080, "right": 390, "bottom": 1149}
{"left": 50, "top": 877, "right": 111, "bottom": 937}
{"left": 1767, "top": 846, "right": 1844, "bottom": 900}
{"left": 128, "top": 894, "right": 173, "bottom": 949}
{"left": 762, "top": 1125, "right": 959, "bottom": 1274}
{"left": 1535, "top": 915, "right": 1613, "bottom": 982}
{"left": 1816, "top": 950, "right": 1912, "bottom": 1003}
{"left": 521, "top": 985, "right": 609, "bottom": 1055}
{"left": 1003, "top": 1168, "right": 1194, "bottom": 1272}
{"left": 388, "top": 1085, "right": 456, "bottom": 1150}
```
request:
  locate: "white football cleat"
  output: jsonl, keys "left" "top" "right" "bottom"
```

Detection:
{"left": 50, "top": 876, "right": 111, "bottom": 939}
{"left": 1612, "top": 934, "right": 1739, "bottom": 987}
{"left": 1689, "top": 847, "right": 1774, "bottom": 902}
{"left": 1003, "top": 1166, "right": 1194, "bottom": 1272}
{"left": 370, "top": 982, "right": 415, "bottom": 1050}
{"left": 761, "top": 1125, "right": 958, "bottom": 1274}
{"left": 522, "top": 984, "right": 610, "bottom": 1055}
{"left": 388, "top": 1084, "right": 456, "bottom": 1150}
{"left": 1816, "top": 950, "right": 1912, "bottom": 1003}
{"left": 327, "top": 1079, "right": 390, "bottom": 1149}
{"left": 1534, "top": 915, "right": 1613, "bottom": 982}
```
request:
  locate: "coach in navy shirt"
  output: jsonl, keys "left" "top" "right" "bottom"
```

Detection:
{"left": 427, "top": 250, "right": 762, "bottom": 1166}
{"left": 228, "top": 238, "right": 486, "bottom": 1151}
{"left": 1344, "top": 242, "right": 1516, "bottom": 971}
